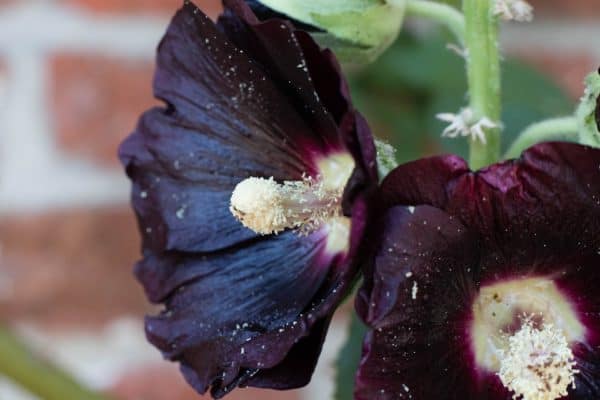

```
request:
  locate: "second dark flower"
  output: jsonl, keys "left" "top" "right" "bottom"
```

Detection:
{"left": 356, "top": 142, "right": 600, "bottom": 400}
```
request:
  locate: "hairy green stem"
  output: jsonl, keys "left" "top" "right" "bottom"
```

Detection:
{"left": 463, "top": 0, "right": 502, "bottom": 169}
{"left": 403, "top": 0, "right": 465, "bottom": 43}
{"left": 504, "top": 117, "right": 579, "bottom": 159}
{"left": 0, "top": 326, "right": 111, "bottom": 400}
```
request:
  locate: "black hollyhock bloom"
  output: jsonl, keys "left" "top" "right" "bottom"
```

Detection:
{"left": 119, "top": 0, "right": 378, "bottom": 398}
{"left": 355, "top": 142, "right": 600, "bottom": 400}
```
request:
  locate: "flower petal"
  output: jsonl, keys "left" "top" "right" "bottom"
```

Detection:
{"left": 223, "top": 317, "right": 330, "bottom": 394}
{"left": 380, "top": 154, "right": 469, "bottom": 209}
{"left": 364, "top": 142, "right": 600, "bottom": 399}
{"left": 381, "top": 142, "right": 600, "bottom": 281}
{"left": 355, "top": 205, "right": 486, "bottom": 399}
{"left": 121, "top": 109, "right": 273, "bottom": 253}
{"left": 218, "top": 0, "right": 350, "bottom": 151}
{"left": 572, "top": 341, "right": 600, "bottom": 396}
{"left": 120, "top": 1, "right": 370, "bottom": 253}
{"left": 137, "top": 226, "right": 359, "bottom": 396}
{"left": 445, "top": 142, "right": 600, "bottom": 273}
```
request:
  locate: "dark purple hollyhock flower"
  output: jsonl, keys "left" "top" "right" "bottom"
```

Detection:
{"left": 118, "top": 0, "right": 377, "bottom": 398}
{"left": 355, "top": 142, "right": 600, "bottom": 400}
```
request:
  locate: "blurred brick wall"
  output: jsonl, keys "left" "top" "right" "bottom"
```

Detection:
{"left": 0, "top": 0, "right": 598, "bottom": 400}
{"left": 0, "top": 1, "right": 336, "bottom": 399}
{"left": 503, "top": 1, "right": 600, "bottom": 98}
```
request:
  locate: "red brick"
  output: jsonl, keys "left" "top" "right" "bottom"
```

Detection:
{"left": 513, "top": 51, "right": 597, "bottom": 99}
{"left": 0, "top": 207, "right": 148, "bottom": 328}
{"left": 110, "top": 363, "right": 303, "bottom": 400}
{"left": 0, "top": 0, "right": 18, "bottom": 9}
{"left": 62, "top": 0, "right": 222, "bottom": 18}
{"left": 49, "top": 54, "right": 158, "bottom": 168}
{"left": 529, "top": 0, "right": 600, "bottom": 17}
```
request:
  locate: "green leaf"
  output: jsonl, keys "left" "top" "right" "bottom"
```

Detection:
{"left": 257, "top": 0, "right": 406, "bottom": 65}
{"left": 334, "top": 313, "right": 368, "bottom": 400}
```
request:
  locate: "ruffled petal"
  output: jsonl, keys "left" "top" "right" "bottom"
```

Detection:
{"left": 137, "top": 226, "right": 359, "bottom": 396}
{"left": 120, "top": 1, "right": 358, "bottom": 253}
{"left": 363, "top": 142, "right": 600, "bottom": 399}
{"left": 380, "top": 154, "right": 469, "bottom": 209}
{"left": 446, "top": 142, "right": 600, "bottom": 250}
{"left": 219, "top": 0, "right": 351, "bottom": 129}
{"left": 356, "top": 205, "right": 484, "bottom": 399}
{"left": 232, "top": 317, "right": 330, "bottom": 392}
{"left": 139, "top": 231, "right": 323, "bottom": 393}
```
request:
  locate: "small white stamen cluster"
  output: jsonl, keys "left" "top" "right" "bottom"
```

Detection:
{"left": 230, "top": 175, "right": 342, "bottom": 235}
{"left": 494, "top": 0, "right": 534, "bottom": 22}
{"left": 437, "top": 108, "right": 498, "bottom": 144}
{"left": 498, "top": 320, "right": 578, "bottom": 400}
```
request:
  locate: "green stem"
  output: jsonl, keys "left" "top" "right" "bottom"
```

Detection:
{"left": 463, "top": 0, "right": 502, "bottom": 169}
{"left": 0, "top": 326, "right": 111, "bottom": 400}
{"left": 403, "top": 0, "right": 465, "bottom": 44}
{"left": 504, "top": 117, "right": 579, "bottom": 159}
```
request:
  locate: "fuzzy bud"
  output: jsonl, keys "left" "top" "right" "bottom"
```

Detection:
{"left": 246, "top": 0, "right": 406, "bottom": 66}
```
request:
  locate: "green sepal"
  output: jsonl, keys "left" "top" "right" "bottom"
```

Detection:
{"left": 576, "top": 70, "right": 600, "bottom": 147}
{"left": 374, "top": 138, "right": 398, "bottom": 180}
{"left": 257, "top": 0, "right": 406, "bottom": 65}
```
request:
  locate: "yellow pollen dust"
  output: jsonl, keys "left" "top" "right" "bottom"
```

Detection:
{"left": 229, "top": 175, "right": 342, "bottom": 235}
{"left": 497, "top": 319, "right": 578, "bottom": 400}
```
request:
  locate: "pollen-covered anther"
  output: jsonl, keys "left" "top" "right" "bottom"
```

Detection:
{"left": 497, "top": 319, "right": 578, "bottom": 400}
{"left": 494, "top": 0, "right": 534, "bottom": 22}
{"left": 230, "top": 176, "right": 343, "bottom": 235}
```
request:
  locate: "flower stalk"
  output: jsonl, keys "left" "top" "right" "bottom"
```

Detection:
{"left": 0, "top": 326, "right": 111, "bottom": 400}
{"left": 504, "top": 116, "right": 578, "bottom": 159}
{"left": 463, "top": 0, "right": 502, "bottom": 169}
{"left": 403, "top": 0, "right": 466, "bottom": 44}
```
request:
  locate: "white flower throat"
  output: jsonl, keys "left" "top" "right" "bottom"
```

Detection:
{"left": 229, "top": 153, "right": 355, "bottom": 252}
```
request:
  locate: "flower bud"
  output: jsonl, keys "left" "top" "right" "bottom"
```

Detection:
{"left": 576, "top": 68, "right": 600, "bottom": 147}
{"left": 246, "top": 0, "right": 406, "bottom": 66}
